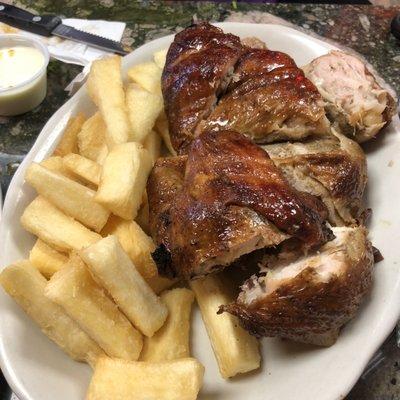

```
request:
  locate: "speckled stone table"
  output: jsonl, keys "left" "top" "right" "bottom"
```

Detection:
{"left": 0, "top": 2, "right": 399, "bottom": 400}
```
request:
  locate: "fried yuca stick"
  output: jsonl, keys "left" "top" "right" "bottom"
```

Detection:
{"left": 136, "top": 191, "right": 150, "bottom": 235}
{"left": 153, "top": 48, "right": 167, "bottom": 69}
{"left": 144, "top": 130, "right": 162, "bottom": 165}
{"left": 86, "top": 357, "right": 204, "bottom": 400}
{"left": 127, "top": 62, "right": 162, "bottom": 95}
{"left": 190, "top": 274, "right": 261, "bottom": 379}
{"left": 45, "top": 254, "right": 143, "bottom": 360}
{"left": 95, "top": 142, "right": 152, "bottom": 220}
{"left": 40, "top": 156, "right": 81, "bottom": 181}
{"left": 0, "top": 260, "right": 104, "bottom": 366}
{"left": 21, "top": 196, "right": 101, "bottom": 253}
{"left": 25, "top": 163, "right": 110, "bottom": 232}
{"left": 80, "top": 236, "right": 168, "bottom": 337}
{"left": 126, "top": 83, "right": 163, "bottom": 143}
{"left": 53, "top": 112, "right": 86, "bottom": 156}
{"left": 154, "top": 111, "right": 177, "bottom": 156}
{"left": 141, "top": 288, "right": 194, "bottom": 361}
{"left": 29, "top": 239, "right": 68, "bottom": 278}
{"left": 63, "top": 153, "right": 101, "bottom": 187}
{"left": 77, "top": 112, "right": 108, "bottom": 165}
{"left": 101, "top": 215, "right": 157, "bottom": 280}
{"left": 87, "top": 56, "right": 131, "bottom": 147}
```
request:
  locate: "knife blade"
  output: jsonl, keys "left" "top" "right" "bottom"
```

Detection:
{"left": 0, "top": 2, "right": 129, "bottom": 55}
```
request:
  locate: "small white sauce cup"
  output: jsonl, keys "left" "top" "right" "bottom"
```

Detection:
{"left": 0, "top": 34, "right": 50, "bottom": 116}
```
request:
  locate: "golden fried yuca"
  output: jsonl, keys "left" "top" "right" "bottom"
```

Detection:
{"left": 63, "top": 153, "right": 101, "bottom": 187}
{"left": 153, "top": 48, "right": 167, "bottom": 69}
{"left": 86, "top": 357, "right": 204, "bottom": 400}
{"left": 136, "top": 191, "right": 150, "bottom": 234}
{"left": 95, "top": 142, "right": 152, "bottom": 220}
{"left": 127, "top": 62, "right": 162, "bottom": 94}
{"left": 77, "top": 112, "right": 108, "bottom": 165}
{"left": 40, "top": 156, "right": 81, "bottom": 181}
{"left": 29, "top": 239, "right": 68, "bottom": 278}
{"left": 53, "top": 112, "right": 86, "bottom": 156}
{"left": 21, "top": 196, "right": 101, "bottom": 252}
{"left": 0, "top": 260, "right": 104, "bottom": 366}
{"left": 25, "top": 163, "right": 109, "bottom": 232}
{"left": 80, "top": 236, "right": 168, "bottom": 337}
{"left": 45, "top": 255, "right": 143, "bottom": 360}
{"left": 87, "top": 56, "right": 131, "bottom": 147}
{"left": 101, "top": 215, "right": 157, "bottom": 280}
{"left": 190, "top": 273, "right": 261, "bottom": 379}
{"left": 155, "top": 111, "right": 177, "bottom": 156}
{"left": 126, "top": 83, "right": 163, "bottom": 143}
{"left": 144, "top": 130, "right": 162, "bottom": 165}
{"left": 141, "top": 288, "right": 194, "bottom": 361}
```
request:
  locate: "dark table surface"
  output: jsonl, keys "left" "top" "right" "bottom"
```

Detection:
{"left": 1, "top": 1, "right": 400, "bottom": 399}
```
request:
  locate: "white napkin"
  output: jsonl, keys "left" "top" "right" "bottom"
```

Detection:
{"left": 0, "top": 18, "right": 126, "bottom": 93}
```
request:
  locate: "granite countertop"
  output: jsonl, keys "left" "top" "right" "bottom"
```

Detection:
{"left": 0, "top": 1, "right": 399, "bottom": 400}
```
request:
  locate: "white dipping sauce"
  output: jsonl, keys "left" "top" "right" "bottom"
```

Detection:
{"left": 0, "top": 41, "right": 48, "bottom": 116}
{"left": 0, "top": 46, "right": 45, "bottom": 90}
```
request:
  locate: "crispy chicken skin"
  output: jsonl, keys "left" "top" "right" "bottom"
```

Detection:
{"left": 163, "top": 23, "right": 330, "bottom": 154}
{"left": 263, "top": 130, "right": 367, "bottom": 226}
{"left": 148, "top": 130, "right": 332, "bottom": 280}
{"left": 162, "top": 22, "right": 243, "bottom": 154}
{"left": 221, "top": 226, "right": 374, "bottom": 346}
{"left": 303, "top": 50, "right": 396, "bottom": 143}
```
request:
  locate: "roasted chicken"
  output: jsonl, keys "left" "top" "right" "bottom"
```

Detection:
{"left": 263, "top": 129, "right": 367, "bottom": 226}
{"left": 148, "top": 130, "right": 332, "bottom": 280}
{"left": 162, "top": 22, "right": 330, "bottom": 155}
{"left": 303, "top": 50, "right": 396, "bottom": 142}
{"left": 221, "top": 226, "right": 374, "bottom": 346}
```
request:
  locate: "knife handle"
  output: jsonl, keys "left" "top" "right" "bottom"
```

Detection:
{"left": 0, "top": 2, "right": 61, "bottom": 37}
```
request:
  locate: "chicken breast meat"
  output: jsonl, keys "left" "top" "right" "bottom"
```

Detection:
{"left": 221, "top": 226, "right": 374, "bottom": 346}
{"left": 303, "top": 50, "right": 396, "bottom": 143}
{"left": 148, "top": 130, "right": 332, "bottom": 280}
{"left": 163, "top": 23, "right": 330, "bottom": 154}
{"left": 263, "top": 129, "right": 367, "bottom": 226}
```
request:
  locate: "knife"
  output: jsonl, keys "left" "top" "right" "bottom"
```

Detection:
{"left": 0, "top": 2, "right": 129, "bottom": 55}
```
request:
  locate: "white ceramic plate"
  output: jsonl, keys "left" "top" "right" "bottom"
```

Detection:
{"left": 1, "top": 22, "right": 399, "bottom": 400}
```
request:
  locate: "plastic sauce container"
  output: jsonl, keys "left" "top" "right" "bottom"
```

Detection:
{"left": 0, "top": 34, "right": 49, "bottom": 116}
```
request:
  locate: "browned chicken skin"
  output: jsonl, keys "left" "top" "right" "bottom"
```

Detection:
{"left": 148, "top": 130, "right": 332, "bottom": 280}
{"left": 162, "top": 22, "right": 330, "bottom": 154}
{"left": 221, "top": 226, "right": 374, "bottom": 346}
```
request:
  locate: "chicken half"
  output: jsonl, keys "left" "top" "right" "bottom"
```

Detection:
{"left": 303, "top": 50, "right": 396, "bottom": 143}
{"left": 263, "top": 129, "right": 367, "bottom": 226}
{"left": 163, "top": 23, "right": 330, "bottom": 154}
{"left": 147, "top": 130, "right": 332, "bottom": 280}
{"left": 221, "top": 226, "right": 374, "bottom": 346}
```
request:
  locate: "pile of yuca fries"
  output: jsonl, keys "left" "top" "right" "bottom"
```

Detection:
{"left": 0, "top": 50, "right": 261, "bottom": 399}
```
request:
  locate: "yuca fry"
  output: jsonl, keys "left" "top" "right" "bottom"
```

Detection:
{"left": 87, "top": 56, "right": 131, "bottom": 147}
{"left": 86, "top": 357, "right": 204, "bottom": 400}
{"left": 190, "top": 273, "right": 261, "bottom": 379}
{"left": 126, "top": 83, "right": 163, "bottom": 143}
{"left": 0, "top": 260, "right": 104, "bottom": 366}
{"left": 155, "top": 111, "right": 177, "bottom": 156}
{"left": 146, "top": 274, "right": 177, "bottom": 295}
{"left": 63, "top": 153, "right": 101, "bottom": 187}
{"left": 21, "top": 196, "right": 101, "bottom": 253}
{"left": 53, "top": 112, "right": 86, "bottom": 156}
{"left": 136, "top": 191, "right": 150, "bottom": 235}
{"left": 127, "top": 62, "right": 162, "bottom": 94}
{"left": 141, "top": 288, "right": 194, "bottom": 361}
{"left": 144, "top": 129, "right": 162, "bottom": 165}
{"left": 153, "top": 48, "right": 167, "bottom": 69}
{"left": 40, "top": 156, "right": 81, "bottom": 181}
{"left": 77, "top": 112, "right": 108, "bottom": 165}
{"left": 101, "top": 215, "right": 157, "bottom": 280}
{"left": 45, "top": 254, "right": 143, "bottom": 360}
{"left": 95, "top": 143, "right": 152, "bottom": 220}
{"left": 25, "top": 163, "right": 109, "bottom": 232}
{"left": 80, "top": 236, "right": 168, "bottom": 337}
{"left": 29, "top": 239, "right": 68, "bottom": 278}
